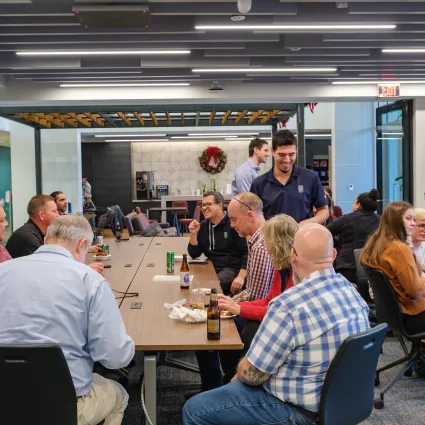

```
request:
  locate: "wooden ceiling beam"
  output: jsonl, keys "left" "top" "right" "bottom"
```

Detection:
{"left": 248, "top": 110, "right": 264, "bottom": 125}
{"left": 51, "top": 113, "right": 78, "bottom": 128}
{"left": 133, "top": 112, "right": 144, "bottom": 126}
{"left": 83, "top": 112, "right": 104, "bottom": 127}
{"left": 67, "top": 112, "right": 91, "bottom": 127}
{"left": 222, "top": 110, "right": 232, "bottom": 125}
{"left": 195, "top": 111, "right": 200, "bottom": 127}
{"left": 17, "top": 113, "right": 51, "bottom": 128}
{"left": 34, "top": 113, "right": 64, "bottom": 128}
{"left": 181, "top": 112, "right": 184, "bottom": 125}
{"left": 165, "top": 111, "right": 172, "bottom": 126}
{"left": 117, "top": 112, "right": 131, "bottom": 126}
{"left": 260, "top": 109, "right": 280, "bottom": 124}
{"left": 209, "top": 111, "right": 216, "bottom": 125}
{"left": 234, "top": 110, "right": 249, "bottom": 125}
{"left": 149, "top": 111, "right": 158, "bottom": 126}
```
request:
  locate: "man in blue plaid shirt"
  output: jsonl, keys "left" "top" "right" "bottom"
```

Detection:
{"left": 183, "top": 224, "right": 370, "bottom": 425}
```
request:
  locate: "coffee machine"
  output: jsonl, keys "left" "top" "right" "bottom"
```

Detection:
{"left": 135, "top": 171, "right": 154, "bottom": 200}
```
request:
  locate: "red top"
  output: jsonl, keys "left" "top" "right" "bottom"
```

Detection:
{"left": 239, "top": 268, "right": 293, "bottom": 322}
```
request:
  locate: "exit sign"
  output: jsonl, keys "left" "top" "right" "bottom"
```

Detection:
{"left": 378, "top": 84, "right": 400, "bottom": 97}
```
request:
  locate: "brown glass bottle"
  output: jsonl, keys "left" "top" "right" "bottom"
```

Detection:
{"left": 180, "top": 254, "right": 190, "bottom": 289}
{"left": 207, "top": 288, "right": 220, "bottom": 340}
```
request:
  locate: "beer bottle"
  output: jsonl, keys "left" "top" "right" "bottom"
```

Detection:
{"left": 207, "top": 288, "right": 220, "bottom": 340}
{"left": 115, "top": 220, "right": 122, "bottom": 240}
{"left": 180, "top": 254, "right": 190, "bottom": 289}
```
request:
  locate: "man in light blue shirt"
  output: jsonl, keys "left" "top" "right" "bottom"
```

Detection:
{"left": 231, "top": 138, "right": 269, "bottom": 195}
{"left": 0, "top": 215, "right": 135, "bottom": 425}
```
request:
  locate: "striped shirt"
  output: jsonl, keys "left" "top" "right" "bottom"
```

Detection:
{"left": 246, "top": 268, "right": 369, "bottom": 412}
{"left": 238, "top": 227, "right": 273, "bottom": 302}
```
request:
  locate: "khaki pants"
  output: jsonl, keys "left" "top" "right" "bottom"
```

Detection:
{"left": 77, "top": 374, "right": 129, "bottom": 425}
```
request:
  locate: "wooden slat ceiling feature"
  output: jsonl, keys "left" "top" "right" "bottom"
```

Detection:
{"left": 34, "top": 113, "right": 64, "bottom": 128}
{"left": 117, "top": 112, "right": 131, "bottom": 126}
{"left": 234, "top": 110, "right": 249, "bottom": 125}
{"left": 149, "top": 111, "right": 158, "bottom": 126}
{"left": 181, "top": 112, "right": 184, "bottom": 125}
{"left": 260, "top": 110, "right": 280, "bottom": 124}
{"left": 165, "top": 111, "right": 172, "bottom": 126}
{"left": 222, "top": 110, "right": 232, "bottom": 125}
{"left": 67, "top": 112, "right": 91, "bottom": 127}
{"left": 51, "top": 113, "right": 78, "bottom": 128}
{"left": 248, "top": 110, "right": 264, "bottom": 125}
{"left": 208, "top": 111, "right": 216, "bottom": 125}
{"left": 17, "top": 113, "right": 51, "bottom": 128}
{"left": 83, "top": 112, "right": 104, "bottom": 127}
{"left": 133, "top": 112, "right": 144, "bottom": 126}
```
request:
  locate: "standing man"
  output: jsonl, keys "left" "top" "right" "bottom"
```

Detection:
{"left": 82, "top": 174, "right": 94, "bottom": 210}
{"left": 231, "top": 138, "right": 269, "bottom": 196}
{"left": 0, "top": 198, "right": 11, "bottom": 263}
{"left": 50, "top": 191, "right": 68, "bottom": 215}
{"left": 0, "top": 215, "right": 135, "bottom": 425}
{"left": 188, "top": 191, "right": 248, "bottom": 295}
{"left": 250, "top": 130, "right": 328, "bottom": 224}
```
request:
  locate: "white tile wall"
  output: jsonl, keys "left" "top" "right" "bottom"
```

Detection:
{"left": 132, "top": 140, "right": 272, "bottom": 195}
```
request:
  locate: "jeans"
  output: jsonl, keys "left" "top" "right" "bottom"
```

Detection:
{"left": 182, "top": 381, "right": 317, "bottom": 425}
{"left": 77, "top": 373, "right": 129, "bottom": 425}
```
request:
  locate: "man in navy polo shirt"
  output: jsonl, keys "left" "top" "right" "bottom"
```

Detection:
{"left": 250, "top": 130, "right": 329, "bottom": 224}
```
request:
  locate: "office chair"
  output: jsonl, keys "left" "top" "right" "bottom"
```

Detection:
{"left": 319, "top": 323, "right": 388, "bottom": 424}
{"left": 0, "top": 344, "right": 77, "bottom": 425}
{"left": 366, "top": 268, "right": 425, "bottom": 409}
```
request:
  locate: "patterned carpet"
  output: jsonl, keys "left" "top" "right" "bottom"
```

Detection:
{"left": 122, "top": 336, "right": 425, "bottom": 425}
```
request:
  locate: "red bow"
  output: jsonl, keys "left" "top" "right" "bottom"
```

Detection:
{"left": 206, "top": 146, "right": 220, "bottom": 165}
{"left": 308, "top": 102, "right": 318, "bottom": 113}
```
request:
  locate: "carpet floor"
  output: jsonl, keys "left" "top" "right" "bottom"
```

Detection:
{"left": 121, "top": 336, "right": 425, "bottom": 425}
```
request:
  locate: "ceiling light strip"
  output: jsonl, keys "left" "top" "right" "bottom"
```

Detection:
{"left": 193, "top": 68, "right": 337, "bottom": 73}
{"left": 332, "top": 80, "right": 425, "bottom": 85}
{"left": 16, "top": 50, "right": 191, "bottom": 56}
{"left": 196, "top": 25, "right": 396, "bottom": 30}
{"left": 94, "top": 134, "right": 167, "bottom": 138}
{"left": 60, "top": 83, "right": 190, "bottom": 87}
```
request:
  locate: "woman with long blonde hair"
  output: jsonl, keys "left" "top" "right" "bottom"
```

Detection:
{"left": 361, "top": 201, "right": 425, "bottom": 334}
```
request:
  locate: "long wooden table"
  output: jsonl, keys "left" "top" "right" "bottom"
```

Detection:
{"left": 122, "top": 237, "right": 243, "bottom": 425}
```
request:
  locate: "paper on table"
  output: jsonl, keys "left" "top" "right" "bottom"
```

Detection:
{"left": 153, "top": 274, "right": 194, "bottom": 282}
{"left": 164, "top": 299, "right": 186, "bottom": 309}
{"left": 169, "top": 306, "right": 207, "bottom": 323}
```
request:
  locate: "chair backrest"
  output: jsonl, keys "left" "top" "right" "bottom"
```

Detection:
{"left": 124, "top": 212, "right": 138, "bottom": 236}
{"left": 333, "top": 206, "right": 343, "bottom": 218}
{"left": 193, "top": 206, "right": 201, "bottom": 222}
{"left": 132, "top": 212, "right": 150, "bottom": 233}
{"left": 319, "top": 323, "right": 388, "bottom": 425}
{"left": 353, "top": 249, "right": 373, "bottom": 303}
{"left": 172, "top": 201, "right": 188, "bottom": 216}
{"left": 365, "top": 268, "right": 407, "bottom": 337}
{"left": 0, "top": 344, "right": 77, "bottom": 425}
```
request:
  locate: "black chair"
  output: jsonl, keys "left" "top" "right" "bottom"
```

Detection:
{"left": 353, "top": 249, "right": 374, "bottom": 304}
{"left": 0, "top": 344, "right": 77, "bottom": 425}
{"left": 365, "top": 268, "right": 425, "bottom": 409}
{"left": 319, "top": 323, "right": 388, "bottom": 425}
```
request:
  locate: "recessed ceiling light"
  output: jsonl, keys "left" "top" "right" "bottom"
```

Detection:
{"left": 94, "top": 134, "right": 167, "bottom": 138}
{"left": 332, "top": 80, "right": 425, "bottom": 85}
{"left": 377, "top": 137, "right": 402, "bottom": 140}
{"left": 382, "top": 132, "right": 403, "bottom": 135}
{"left": 171, "top": 136, "right": 239, "bottom": 139}
{"left": 196, "top": 25, "right": 396, "bottom": 30}
{"left": 193, "top": 68, "right": 337, "bottom": 73}
{"left": 188, "top": 133, "right": 259, "bottom": 136}
{"left": 17, "top": 50, "right": 191, "bottom": 56}
{"left": 104, "top": 139, "right": 169, "bottom": 142}
{"left": 60, "top": 83, "right": 190, "bottom": 87}
{"left": 382, "top": 49, "right": 425, "bottom": 53}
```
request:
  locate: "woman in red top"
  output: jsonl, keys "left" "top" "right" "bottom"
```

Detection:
{"left": 218, "top": 214, "right": 299, "bottom": 382}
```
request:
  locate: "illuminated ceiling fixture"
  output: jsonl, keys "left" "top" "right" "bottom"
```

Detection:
{"left": 193, "top": 68, "right": 337, "bottom": 73}
{"left": 105, "top": 139, "right": 169, "bottom": 142}
{"left": 94, "top": 134, "right": 167, "bottom": 138}
{"left": 60, "top": 83, "right": 190, "bottom": 87}
{"left": 16, "top": 50, "right": 191, "bottom": 56}
{"left": 188, "top": 133, "right": 259, "bottom": 136}
{"left": 332, "top": 80, "right": 425, "bottom": 85}
{"left": 171, "top": 136, "right": 239, "bottom": 139}
{"left": 382, "top": 49, "right": 425, "bottom": 53}
{"left": 195, "top": 25, "right": 396, "bottom": 30}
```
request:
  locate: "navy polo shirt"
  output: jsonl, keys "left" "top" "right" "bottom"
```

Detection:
{"left": 250, "top": 166, "right": 328, "bottom": 223}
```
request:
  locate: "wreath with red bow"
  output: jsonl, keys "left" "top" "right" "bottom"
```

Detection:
{"left": 199, "top": 146, "right": 227, "bottom": 174}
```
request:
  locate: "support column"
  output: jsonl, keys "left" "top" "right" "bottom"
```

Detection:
{"left": 296, "top": 104, "right": 306, "bottom": 167}
{"left": 34, "top": 127, "right": 42, "bottom": 194}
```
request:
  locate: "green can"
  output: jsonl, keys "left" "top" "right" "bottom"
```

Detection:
{"left": 102, "top": 244, "right": 110, "bottom": 256}
{"left": 167, "top": 251, "right": 174, "bottom": 273}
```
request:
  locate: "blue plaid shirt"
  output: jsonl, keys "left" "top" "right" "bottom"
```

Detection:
{"left": 246, "top": 268, "right": 369, "bottom": 412}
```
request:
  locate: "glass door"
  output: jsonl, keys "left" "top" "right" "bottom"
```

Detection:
{"left": 376, "top": 100, "right": 413, "bottom": 213}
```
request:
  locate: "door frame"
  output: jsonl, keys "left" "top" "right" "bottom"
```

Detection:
{"left": 376, "top": 100, "right": 413, "bottom": 212}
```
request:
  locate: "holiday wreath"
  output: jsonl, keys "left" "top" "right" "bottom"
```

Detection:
{"left": 199, "top": 146, "right": 227, "bottom": 174}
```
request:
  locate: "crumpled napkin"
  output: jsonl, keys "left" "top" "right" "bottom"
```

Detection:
{"left": 165, "top": 299, "right": 207, "bottom": 323}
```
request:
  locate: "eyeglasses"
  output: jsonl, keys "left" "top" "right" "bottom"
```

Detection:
{"left": 233, "top": 197, "right": 253, "bottom": 212}
{"left": 291, "top": 241, "right": 298, "bottom": 257}
{"left": 201, "top": 202, "right": 217, "bottom": 209}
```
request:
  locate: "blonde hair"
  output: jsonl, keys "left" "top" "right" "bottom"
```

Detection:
{"left": 262, "top": 214, "right": 299, "bottom": 270}
{"left": 27, "top": 195, "right": 54, "bottom": 218}
{"left": 414, "top": 208, "right": 425, "bottom": 222}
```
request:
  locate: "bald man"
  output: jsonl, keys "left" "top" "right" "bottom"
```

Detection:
{"left": 183, "top": 224, "right": 370, "bottom": 425}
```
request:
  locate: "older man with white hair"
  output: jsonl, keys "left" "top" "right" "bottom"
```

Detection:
{"left": 0, "top": 215, "right": 135, "bottom": 425}
{"left": 183, "top": 224, "right": 369, "bottom": 425}
{"left": 0, "top": 198, "right": 11, "bottom": 263}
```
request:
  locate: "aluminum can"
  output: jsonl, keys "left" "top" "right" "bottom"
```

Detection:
{"left": 167, "top": 251, "right": 175, "bottom": 273}
{"left": 97, "top": 235, "right": 104, "bottom": 245}
{"left": 102, "top": 244, "right": 110, "bottom": 256}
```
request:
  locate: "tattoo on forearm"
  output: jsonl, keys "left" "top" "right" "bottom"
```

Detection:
{"left": 239, "top": 365, "right": 266, "bottom": 386}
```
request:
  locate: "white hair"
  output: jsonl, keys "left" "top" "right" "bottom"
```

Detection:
{"left": 0, "top": 199, "right": 3, "bottom": 208}
{"left": 45, "top": 215, "right": 93, "bottom": 245}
